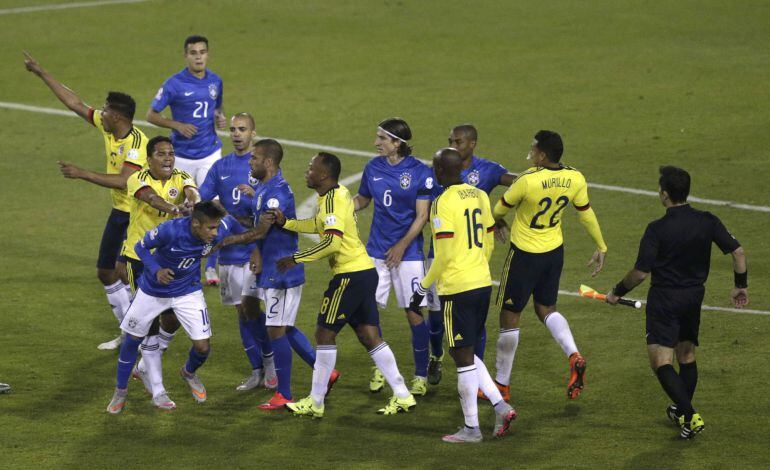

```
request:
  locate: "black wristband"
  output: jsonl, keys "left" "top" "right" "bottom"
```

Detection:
{"left": 734, "top": 271, "right": 748, "bottom": 288}
{"left": 612, "top": 281, "right": 630, "bottom": 297}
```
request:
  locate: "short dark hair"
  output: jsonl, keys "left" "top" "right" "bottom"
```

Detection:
{"left": 317, "top": 152, "right": 341, "bottom": 180}
{"left": 659, "top": 166, "right": 690, "bottom": 203}
{"left": 534, "top": 130, "right": 564, "bottom": 163}
{"left": 106, "top": 91, "right": 136, "bottom": 120}
{"left": 378, "top": 117, "right": 413, "bottom": 157}
{"left": 147, "top": 135, "right": 172, "bottom": 156}
{"left": 192, "top": 200, "right": 226, "bottom": 222}
{"left": 253, "top": 138, "right": 283, "bottom": 166}
{"left": 184, "top": 35, "right": 209, "bottom": 51}
{"left": 452, "top": 124, "right": 478, "bottom": 141}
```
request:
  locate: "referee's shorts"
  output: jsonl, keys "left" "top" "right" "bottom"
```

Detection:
{"left": 646, "top": 285, "right": 705, "bottom": 347}
{"left": 496, "top": 243, "right": 564, "bottom": 312}
{"left": 317, "top": 268, "right": 380, "bottom": 333}
{"left": 440, "top": 286, "right": 492, "bottom": 349}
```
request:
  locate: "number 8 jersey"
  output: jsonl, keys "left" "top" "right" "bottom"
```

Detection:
{"left": 494, "top": 165, "right": 607, "bottom": 253}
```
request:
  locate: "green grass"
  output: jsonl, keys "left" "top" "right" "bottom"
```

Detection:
{"left": 1, "top": 0, "right": 769, "bottom": 468}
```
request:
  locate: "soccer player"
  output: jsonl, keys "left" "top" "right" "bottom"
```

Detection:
{"left": 425, "top": 124, "right": 515, "bottom": 385}
{"left": 107, "top": 202, "right": 242, "bottom": 414}
{"left": 606, "top": 166, "right": 748, "bottom": 439}
{"left": 146, "top": 35, "right": 226, "bottom": 285}
{"left": 121, "top": 136, "right": 199, "bottom": 410}
{"left": 24, "top": 52, "right": 148, "bottom": 350}
{"left": 218, "top": 139, "right": 329, "bottom": 409}
{"left": 268, "top": 152, "right": 416, "bottom": 417}
{"left": 410, "top": 148, "right": 516, "bottom": 443}
{"left": 492, "top": 130, "right": 607, "bottom": 401}
{"left": 352, "top": 118, "right": 433, "bottom": 396}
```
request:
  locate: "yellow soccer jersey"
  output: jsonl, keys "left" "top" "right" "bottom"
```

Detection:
{"left": 494, "top": 165, "right": 607, "bottom": 253}
{"left": 421, "top": 183, "right": 494, "bottom": 296}
{"left": 121, "top": 168, "right": 196, "bottom": 260}
{"left": 284, "top": 184, "right": 374, "bottom": 275}
{"left": 89, "top": 108, "right": 148, "bottom": 212}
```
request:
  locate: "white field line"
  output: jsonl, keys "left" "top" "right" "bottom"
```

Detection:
{"left": 2, "top": 100, "right": 767, "bottom": 315}
{"left": 0, "top": 0, "right": 147, "bottom": 15}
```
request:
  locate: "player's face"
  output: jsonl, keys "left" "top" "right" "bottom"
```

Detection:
{"left": 149, "top": 142, "right": 175, "bottom": 179}
{"left": 100, "top": 103, "right": 118, "bottom": 132}
{"left": 527, "top": 144, "right": 545, "bottom": 166}
{"left": 185, "top": 42, "right": 209, "bottom": 73}
{"left": 374, "top": 130, "right": 399, "bottom": 158}
{"left": 230, "top": 117, "right": 254, "bottom": 154}
{"left": 304, "top": 155, "right": 324, "bottom": 189}
{"left": 249, "top": 150, "right": 268, "bottom": 181}
{"left": 448, "top": 131, "right": 475, "bottom": 160}
{"left": 192, "top": 216, "right": 221, "bottom": 243}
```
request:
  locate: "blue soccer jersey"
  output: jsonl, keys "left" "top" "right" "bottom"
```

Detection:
{"left": 135, "top": 215, "right": 243, "bottom": 297}
{"left": 251, "top": 170, "right": 305, "bottom": 289}
{"left": 199, "top": 151, "right": 257, "bottom": 265}
{"left": 357, "top": 156, "right": 433, "bottom": 261}
{"left": 151, "top": 68, "right": 223, "bottom": 159}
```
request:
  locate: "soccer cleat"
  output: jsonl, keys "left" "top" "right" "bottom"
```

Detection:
{"left": 0, "top": 383, "right": 11, "bottom": 394}
{"left": 326, "top": 369, "right": 341, "bottom": 397}
{"left": 106, "top": 388, "right": 128, "bottom": 414}
{"left": 679, "top": 413, "right": 705, "bottom": 439}
{"left": 263, "top": 367, "right": 278, "bottom": 390}
{"left": 442, "top": 426, "right": 483, "bottom": 443}
{"left": 236, "top": 369, "right": 264, "bottom": 391}
{"left": 204, "top": 267, "right": 220, "bottom": 286}
{"left": 97, "top": 333, "right": 123, "bottom": 350}
{"left": 258, "top": 391, "right": 293, "bottom": 410}
{"left": 152, "top": 392, "right": 176, "bottom": 411}
{"left": 180, "top": 367, "right": 207, "bottom": 403}
{"left": 666, "top": 404, "right": 680, "bottom": 425}
{"left": 567, "top": 352, "right": 587, "bottom": 399}
{"left": 493, "top": 406, "right": 518, "bottom": 438}
{"left": 285, "top": 396, "right": 324, "bottom": 418}
{"left": 427, "top": 354, "right": 444, "bottom": 385}
{"left": 409, "top": 376, "right": 428, "bottom": 396}
{"left": 369, "top": 367, "right": 385, "bottom": 393}
{"left": 478, "top": 380, "right": 510, "bottom": 402}
{"left": 377, "top": 394, "right": 417, "bottom": 415}
{"left": 132, "top": 366, "right": 153, "bottom": 396}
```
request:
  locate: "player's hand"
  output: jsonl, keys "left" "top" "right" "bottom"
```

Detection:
{"left": 494, "top": 219, "right": 510, "bottom": 243}
{"left": 250, "top": 248, "right": 263, "bottom": 274}
{"left": 237, "top": 184, "right": 255, "bottom": 197}
{"left": 57, "top": 161, "right": 84, "bottom": 179}
{"left": 23, "top": 51, "right": 43, "bottom": 76}
{"left": 276, "top": 256, "right": 297, "bottom": 272}
{"left": 215, "top": 111, "right": 228, "bottom": 130}
{"left": 385, "top": 241, "right": 407, "bottom": 268}
{"left": 267, "top": 208, "right": 286, "bottom": 226}
{"left": 605, "top": 290, "right": 620, "bottom": 305}
{"left": 587, "top": 249, "right": 606, "bottom": 277}
{"left": 179, "top": 201, "right": 194, "bottom": 216}
{"left": 731, "top": 287, "right": 748, "bottom": 308}
{"left": 409, "top": 284, "right": 427, "bottom": 313}
{"left": 156, "top": 268, "right": 175, "bottom": 285}
{"left": 174, "top": 122, "right": 198, "bottom": 138}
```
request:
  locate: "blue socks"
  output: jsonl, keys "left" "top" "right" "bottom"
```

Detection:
{"left": 286, "top": 326, "right": 316, "bottom": 367}
{"left": 428, "top": 310, "right": 444, "bottom": 358}
{"left": 116, "top": 335, "right": 143, "bottom": 389}
{"left": 272, "top": 335, "right": 293, "bottom": 399}
{"left": 185, "top": 347, "right": 209, "bottom": 374}
{"left": 411, "top": 321, "right": 430, "bottom": 378}
{"left": 239, "top": 318, "right": 263, "bottom": 370}
{"left": 245, "top": 313, "right": 273, "bottom": 357}
{"left": 474, "top": 327, "right": 487, "bottom": 360}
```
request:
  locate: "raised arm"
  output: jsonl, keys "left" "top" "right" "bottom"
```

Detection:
{"left": 24, "top": 51, "right": 90, "bottom": 121}
{"left": 58, "top": 160, "right": 138, "bottom": 189}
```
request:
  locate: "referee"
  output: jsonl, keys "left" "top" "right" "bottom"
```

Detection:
{"left": 607, "top": 166, "right": 748, "bottom": 439}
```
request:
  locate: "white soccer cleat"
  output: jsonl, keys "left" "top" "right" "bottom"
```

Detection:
{"left": 236, "top": 369, "right": 264, "bottom": 391}
{"left": 442, "top": 426, "right": 483, "bottom": 443}
{"left": 106, "top": 388, "right": 128, "bottom": 414}
{"left": 205, "top": 267, "right": 220, "bottom": 286}
{"left": 493, "top": 405, "right": 517, "bottom": 438}
{"left": 152, "top": 392, "right": 177, "bottom": 411}
{"left": 132, "top": 365, "right": 153, "bottom": 396}
{"left": 180, "top": 367, "right": 207, "bottom": 403}
{"left": 97, "top": 333, "right": 123, "bottom": 350}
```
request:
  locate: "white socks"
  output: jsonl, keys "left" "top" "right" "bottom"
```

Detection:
{"left": 139, "top": 335, "right": 165, "bottom": 398}
{"left": 544, "top": 312, "right": 578, "bottom": 357}
{"left": 157, "top": 326, "right": 176, "bottom": 351}
{"left": 457, "top": 365, "right": 479, "bottom": 428}
{"left": 310, "top": 345, "right": 337, "bottom": 407}
{"left": 475, "top": 355, "right": 503, "bottom": 405}
{"left": 369, "top": 342, "right": 409, "bottom": 399}
{"left": 495, "top": 328, "right": 520, "bottom": 386}
{"left": 104, "top": 281, "right": 131, "bottom": 323}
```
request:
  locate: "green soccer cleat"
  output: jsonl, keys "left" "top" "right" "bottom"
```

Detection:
{"left": 679, "top": 412, "right": 705, "bottom": 439}
{"left": 369, "top": 367, "right": 385, "bottom": 393}
{"left": 409, "top": 376, "right": 428, "bottom": 396}
{"left": 427, "top": 354, "right": 444, "bottom": 385}
{"left": 285, "top": 396, "right": 324, "bottom": 418}
{"left": 377, "top": 394, "right": 417, "bottom": 415}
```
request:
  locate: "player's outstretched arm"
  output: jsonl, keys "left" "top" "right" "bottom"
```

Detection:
{"left": 24, "top": 51, "right": 90, "bottom": 121}
{"left": 57, "top": 160, "right": 137, "bottom": 189}
{"left": 135, "top": 186, "right": 182, "bottom": 217}
{"left": 730, "top": 246, "right": 749, "bottom": 308}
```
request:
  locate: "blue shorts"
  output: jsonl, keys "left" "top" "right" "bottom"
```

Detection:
{"left": 317, "top": 268, "right": 380, "bottom": 333}
{"left": 96, "top": 209, "right": 129, "bottom": 269}
{"left": 496, "top": 243, "right": 564, "bottom": 312}
{"left": 441, "top": 286, "right": 492, "bottom": 349}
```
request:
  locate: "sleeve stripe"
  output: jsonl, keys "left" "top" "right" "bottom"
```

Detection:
{"left": 324, "top": 229, "right": 343, "bottom": 238}
{"left": 500, "top": 196, "right": 514, "bottom": 208}
{"left": 295, "top": 234, "right": 334, "bottom": 259}
{"left": 436, "top": 231, "right": 454, "bottom": 239}
{"left": 487, "top": 226, "right": 495, "bottom": 233}
{"left": 87, "top": 107, "right": 96, "bottom": 126}
{"left": 123, "top": 162, "right": 142, "bottom": 171}
{"left": 575, "top": 203, "right": 591, "bottom": 211}
{"left": 134, "top": 186, "right": 152, "bottom": 198}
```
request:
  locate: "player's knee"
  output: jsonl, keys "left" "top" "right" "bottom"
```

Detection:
{"left": 315, "top": 327, "right": 336, "bottom": 346}
{"left": 193, "top": 340, "right": 210, "bottom": 355}
{"left": 499, "top": 308, "right": 521, "bottom": 328}
{"left": 268, "top": 326, "right": 286, "bottom": 340}
{"left": 159, "top": 312, "right": 180, "bottom": 332}
{"left": 405, "top": 308, "right": 424, "bottom": 325}
{"left": 97, "top": 268, "right": 117, "bottom": 285}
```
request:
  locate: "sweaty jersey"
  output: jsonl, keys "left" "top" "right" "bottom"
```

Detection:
{"left": 495, "top": 165, "right": 607, "bottom": 253}
{"left": 422, "top": 183, "right": 494, "bottom": 296}
{"left": 122, "top": 168, "right": 196, "bottom": 260}
{"left": 151, "top": 68, "right": 223, "bottom": 159}
{"left": 135, "top": 215, "right": 242, "bottom": 297}
{"left": 198, "top": 151, "right": 257, "bottom": 265}
{"left": 284, "top": 184, "right": 373, "bottom": 275}
{"left": 88, "top": 108, "right": 148, "bottom": 212}
{"left": 251, "top": 171, "right": 305, "bottom": 289}
{"left": 357, "top": 156, "right": 433, "bottom": 260}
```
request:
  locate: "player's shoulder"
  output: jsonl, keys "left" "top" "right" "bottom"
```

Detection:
{"left": 171, "top": 168, "right": 194, "bottom": 180}
{"left": 135, "top": 168, "right": 154, "bottom": 181}
{"left": 474, "top": 155, "right": 506, "bottom": 170}
{"left": 206, "top": 69, "right": 223, "bottom": 82}
{"left": 515, "top": 166, "right": 544, "bottom": 181}
{"left": 559, "top": 163, "right": 585, "bottom": 177}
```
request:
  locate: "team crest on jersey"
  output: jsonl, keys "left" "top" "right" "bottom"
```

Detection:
{"left": 425, "top": 177, "right": 434, "bottom": 189}
{"left": 267, "top": 198, "right": 279, "bottom": 209}
{"left": 399, "top": 172, "right": 412, "bottom": 190}
{"left": 208, "top": 84, "right": 218, "bottom": 100}
{"left": 168, "top": 187, "right": 179, "bottom": 198}
{"left": 467, "top": 170, "right": 480, "bottom": 186}
{"left": 202, "top": 244, "right": 213, "bottom": 257}
{"left": 117, "top": 145, "right": 125, "bottom": 156}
